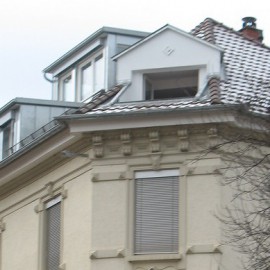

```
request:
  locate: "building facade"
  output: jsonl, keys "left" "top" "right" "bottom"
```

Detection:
{"left": 0, "top": 18, "right": 269, "bottom": 270}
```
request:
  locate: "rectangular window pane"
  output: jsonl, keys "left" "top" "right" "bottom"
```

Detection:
{"left": 2, "top": 123, "right": 12, "bottom": 158}
{"left": 81, "top": 62, "right": 93, "bottom": 100}
{"left": 46, "top": 199, "right": 61, "bottom": 270}
{"left": 135, "top": 174, "right": 179, "bottom": 254}
{"left": 94, "top": 54, "right": 105, "bottom": 93}
{"left": 63, "top": 75, "right": 74, "bottom": 101}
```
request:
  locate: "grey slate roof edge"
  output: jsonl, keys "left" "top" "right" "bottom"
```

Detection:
{"left": 0, "top": 97, "right": 83, "bottom": 115}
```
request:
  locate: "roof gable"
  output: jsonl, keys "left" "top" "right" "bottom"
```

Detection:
{"left": 113, "top": 24, "right": 223, "bottom": 60}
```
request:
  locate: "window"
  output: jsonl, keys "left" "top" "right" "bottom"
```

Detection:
{"left": 81, "top": 63, "right": 94, "bottom": 100}
{"left": 94, "top": 54, "right": 105, "bottom": 93}
{"left": 144, "top": 70, "right": 198, "bottom": 100}
{"left": 1, "top": 121, "right": 13, "bottom": 159}
{"left": 45, "top": 197, "right": 61, "bottom": 270}
{"left": 79, "top": 53, "right": 105, "bottom": 101}
{"left": 134, "top": 169, "right": 179, "bottom": 254}
{"left": 57, "top": 52, "right": 105, "bottom": 102}
{"left": 62, "top": 74, "right": 74, "bottom": 102}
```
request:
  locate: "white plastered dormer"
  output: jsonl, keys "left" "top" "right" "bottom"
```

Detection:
{"left": 113, "top": 24, "right": 223, "bottom": 102}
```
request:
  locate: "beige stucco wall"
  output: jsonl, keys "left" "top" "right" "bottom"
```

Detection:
{"left": 0, "top": 125, "right": 243, "bottom": 270}
{"left": 1, "top": 201, "right": 39, "bottom": 270}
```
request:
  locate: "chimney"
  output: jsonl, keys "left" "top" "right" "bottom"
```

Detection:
{"left": 239, "top": 17, "right": 263, "bottom": 42}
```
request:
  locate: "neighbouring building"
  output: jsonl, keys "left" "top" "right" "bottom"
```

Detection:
{"left": 0, "top": 17, "right": 269, "bottom": 270}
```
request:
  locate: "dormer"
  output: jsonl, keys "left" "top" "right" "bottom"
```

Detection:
{"left": 0, "top": 98, "right": 81, "bottom": 161}
{"left": 113, "top": 25, "right": 223, "bottom": 102}
{"left": 43, "top": 27, "right": 149, "bottom": 102}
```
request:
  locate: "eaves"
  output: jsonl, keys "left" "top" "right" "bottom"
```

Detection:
{"left": 44, "top": 27, "right": 149, "bottom": 74}
{"left": 56, "top": 104, "right": 248, "bottom": 134}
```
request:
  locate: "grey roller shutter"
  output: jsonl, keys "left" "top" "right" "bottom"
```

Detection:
{"left": 135, "top": 174, "right": 179, "bottom": 254}
{"left": 46, "top": 199, "right": 61, "bottom": 270}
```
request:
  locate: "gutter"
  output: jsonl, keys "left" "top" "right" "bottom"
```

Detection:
{"left": 56, "top": 103, "right": 243, "bottom": 121}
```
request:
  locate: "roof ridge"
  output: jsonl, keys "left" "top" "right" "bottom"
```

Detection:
{"left": 193, "top": 17, "right": 270, "bottom": 50}
{"left": 190, "top": 18, "right": 216, "bottom": 44}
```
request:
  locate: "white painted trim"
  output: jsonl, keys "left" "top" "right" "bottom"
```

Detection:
{"left": 52, "top": 39, "right": 102, "bottom": 76}
{"left": 113, "top": 24, "right": 223, "bottom": 60}
{"left": 0, "top": 111, "right": 13, "bottom": 127}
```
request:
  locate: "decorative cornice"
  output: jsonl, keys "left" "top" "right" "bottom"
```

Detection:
{"left": 121, "top": 132, "right": 132, "bottom": 156}
{"left": 207, "top": 127, "right": 218, "bottom": 148}
{"left": 177, "top": 129, "right": 189, "bottom": 152}
{"left": 34, "top": 202, "right": 44, "bottom": 213}
{"left": 61, "top": 186, "right": 68, "bottom": 199}
{"left": 45, "top": 182, "right": 54, "bottom": 197}
{"left": 149, "top": 130, "right": 160, "bottom": 153}
{"left": 92, "top": 135, "right": 104, "bottom": 158}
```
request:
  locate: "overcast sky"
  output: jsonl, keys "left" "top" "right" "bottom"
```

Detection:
{"left": 1, "top": 0, "right": 269, "bottom": 108}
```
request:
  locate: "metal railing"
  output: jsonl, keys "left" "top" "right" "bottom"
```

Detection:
{"left": 3, "top": 119, "right": 60, "bottom": 159}
{"left": 1, "top": 89, "right": 107, "bottom": 161}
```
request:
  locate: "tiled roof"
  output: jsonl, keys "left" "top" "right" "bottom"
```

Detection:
{"left": 192, "top": 18, "right": 270, "bottom": 115}
{"left": 86, "top": 99, "right": 212, "bottom": 115}
{"left": 75, "top": 18, "right": 270, "bottom": 116}
{"left": 71, "top": 85, "right": 124, "bottom": 114}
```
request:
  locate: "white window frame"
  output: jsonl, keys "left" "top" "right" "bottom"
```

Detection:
{"left": 134, "top": 169, "right": 180, "bottom": 255}
{"left": 0, "top": 119, "right": 14, "bottom": 160}
{"left": 59, "top": 70, "right": 76, "bottom": 102}
{"left": 57, "top": 49, "right": 106, "bottom": 102}
{"left": 77, "top": 50, "right": 105, "bottom": 101}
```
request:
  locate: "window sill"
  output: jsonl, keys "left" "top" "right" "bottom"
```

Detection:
{"left": 128, "top": 253, "right": 182, "bottom": 262}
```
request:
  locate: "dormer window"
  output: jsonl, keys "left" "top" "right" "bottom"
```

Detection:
{"left": 81, "top": 62, "right": 93, "bottom": 100}
{"left": 78, "top": 53, "right": 105, "bottom": 101}
{"left": 61, "top": 73, "right": 75, "bottom": 102}
{"left": 1, "top": 121, "right": 13, "bottom": 159}
{"left": 144, "top": 70, "right": 198, "bottom": 100}
{"left": 57, "top": 52, "right": 105, "bottom": 102}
